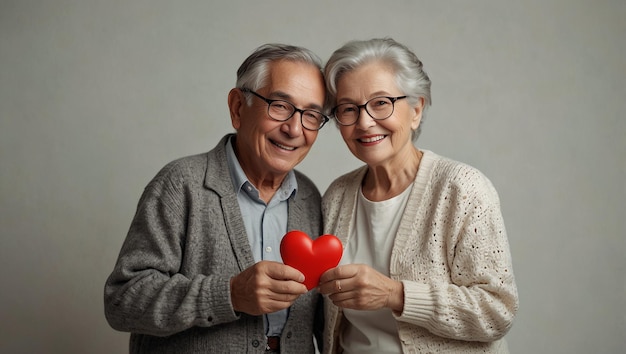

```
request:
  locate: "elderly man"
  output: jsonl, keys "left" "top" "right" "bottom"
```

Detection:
{"left": 105, "top": 43, "right": 328, "bottom": 354}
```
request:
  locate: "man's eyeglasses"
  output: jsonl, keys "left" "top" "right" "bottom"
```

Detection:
{"left": 241, "top": 88, "right": 329, "bottom": 131}
{"left": 331, "top": 96, "right": 407, "bottom": 126}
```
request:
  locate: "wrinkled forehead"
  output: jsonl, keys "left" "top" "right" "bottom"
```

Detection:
{"left": 263, "top": 60, "right": 325, "bottom": 109}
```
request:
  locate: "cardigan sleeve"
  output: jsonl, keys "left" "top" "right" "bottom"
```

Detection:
{"left": 395, "top": 162, "right": 518, "bottom": 342}
{"left": 104, "top": 160, "right": 238, "bottom": 337}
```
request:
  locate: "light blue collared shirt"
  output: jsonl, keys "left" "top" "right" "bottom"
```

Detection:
{"left": 225, "top": 136, "right": 297, "bottom": 337}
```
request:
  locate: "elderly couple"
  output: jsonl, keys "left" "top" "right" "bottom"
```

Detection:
{"left": 104, "top": 38, "right": 519, "bottom": 354}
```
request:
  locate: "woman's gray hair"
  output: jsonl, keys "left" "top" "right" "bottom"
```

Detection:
{"left": 324, "top": 38, "right": 431, "bottom": 141}
{"left": 236, "top": 43, "right": 323, "bottom": 106}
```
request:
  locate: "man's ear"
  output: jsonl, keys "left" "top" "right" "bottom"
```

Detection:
{"left": 228, "top": 88, "right": 244, "bottom": 130}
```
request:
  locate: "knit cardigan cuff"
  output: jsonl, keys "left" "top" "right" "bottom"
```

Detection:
{"left": 198, "top": 276, "right": 238, "bottom": 326}
{"left": 395, "top": 281, "right": 436, "bottom": 325}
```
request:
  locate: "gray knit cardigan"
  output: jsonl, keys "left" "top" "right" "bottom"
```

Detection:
{"left": 104, "top": 134, "right": 323, "bottom": 353}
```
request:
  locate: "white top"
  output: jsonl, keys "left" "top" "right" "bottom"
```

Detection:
{"left": 339, "top": 184, "right": 413, "bottom": 354}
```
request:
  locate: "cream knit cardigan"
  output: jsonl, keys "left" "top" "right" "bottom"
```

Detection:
{"left": 321, "top": 150, "right": 519, "bottom": 354}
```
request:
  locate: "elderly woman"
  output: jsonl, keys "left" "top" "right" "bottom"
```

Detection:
{"left": 318, "top": 38, "right": 519, "bottom": 353}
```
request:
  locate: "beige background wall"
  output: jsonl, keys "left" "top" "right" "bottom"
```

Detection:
{"left": 1, "top": 1, "right": 624, "bottom": 353}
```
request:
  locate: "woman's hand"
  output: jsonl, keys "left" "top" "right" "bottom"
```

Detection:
{"left": 318, "top": 264, "right": 404, "bottom": 313}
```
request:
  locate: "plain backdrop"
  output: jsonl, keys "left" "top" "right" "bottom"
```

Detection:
{"left": 1, "top": 1, "right": 624, "bottom": 353}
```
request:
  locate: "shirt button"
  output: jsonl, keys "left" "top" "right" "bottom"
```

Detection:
{"left": 251, "top": 340, "right": 260, "bottom": 347}
{"left": 265, "top": 246, "right": 272, "bottom": 253}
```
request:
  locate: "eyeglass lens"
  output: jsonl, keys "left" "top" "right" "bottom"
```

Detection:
{"left": 334, "top": 97, "right": 400, "bottom": 125}
{"left": 267, "top": 101, "right": 325, "bottom": 130}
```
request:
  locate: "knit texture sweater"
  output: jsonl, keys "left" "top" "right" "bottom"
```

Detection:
{"left": 321, "top": 150, "right": 518, "bottom": 354}
{"left": 104, "top": 134, "right": 323, "bottom": 354}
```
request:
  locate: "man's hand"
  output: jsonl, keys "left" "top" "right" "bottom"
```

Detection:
{"left": 230, "top": 260, "right": 308, "bottom": 315}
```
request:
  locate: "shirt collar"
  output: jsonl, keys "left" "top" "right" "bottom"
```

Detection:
{"left": 225, "top": 135, "right": 297, "bottom": 202}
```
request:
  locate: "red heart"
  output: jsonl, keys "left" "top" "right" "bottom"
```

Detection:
{"left": 280, "top": 230, "right": 343, "bottom": 290}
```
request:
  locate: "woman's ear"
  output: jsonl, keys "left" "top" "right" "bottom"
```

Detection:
{"left": 228, "top": 88, "right": 244, "bottom": 130}
{"left": 411, "top": 97, "right": 425, "bottom": 131}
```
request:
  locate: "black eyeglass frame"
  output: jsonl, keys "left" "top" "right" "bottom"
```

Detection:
{"left": 240, "top": 88, "right": 329, "bottom": 131}
{"left": 331, "top": 96, "right": 408, "bottom": 126}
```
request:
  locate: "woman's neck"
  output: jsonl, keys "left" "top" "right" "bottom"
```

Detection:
{"left": 362, "top": 147, "right": 422, "bottom": 202}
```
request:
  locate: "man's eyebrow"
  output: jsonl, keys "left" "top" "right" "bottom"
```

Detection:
{"left": 270, "top": 91, "right": 292, "bottom": 100}
{"left": 270, "top": 91, "right": 324, "bottom": 111}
